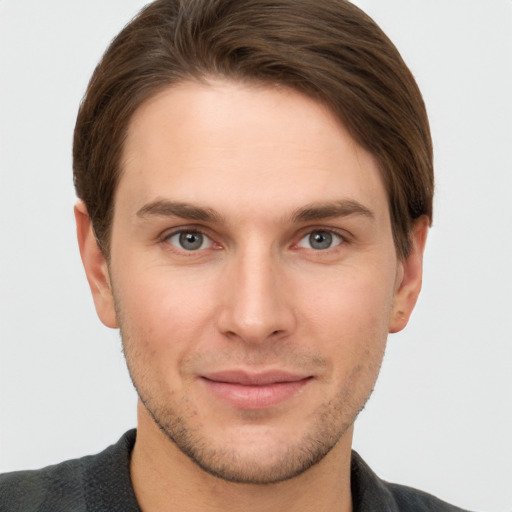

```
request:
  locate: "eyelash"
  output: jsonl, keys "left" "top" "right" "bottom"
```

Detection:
{"left": 160, "top": 227, "right": 217, "bottom": 254}
{"left": 295, "top": 228, "right": 346, "bottom": 251}
{"left": 159, "top": 226, "right": 350, "bottom": 254}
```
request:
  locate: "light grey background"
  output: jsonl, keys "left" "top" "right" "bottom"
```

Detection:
{"left": 1, "top": 1, "right": 511, "bottom": 510}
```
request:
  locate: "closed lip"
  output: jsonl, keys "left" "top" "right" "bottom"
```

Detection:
{"left": 199, "top": 369, "right": 313, "bottom": 409}
{"left": 200, "top": 369, "right": 312, "bottom": 386}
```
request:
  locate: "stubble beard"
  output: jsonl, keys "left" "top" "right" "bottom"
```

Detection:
{"left": 135, "top": 382, "right": 362, "bottom": 485}
{"left": 113, "top": 295, "right": 381, "bottom": 485}
{"left": 121, "top": 340, "right": 376, "bottom": 485}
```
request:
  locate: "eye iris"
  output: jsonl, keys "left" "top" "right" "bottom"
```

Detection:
{"left": 179, "top": 232, "right": 203, "bottom": 250}
{"left": 309, "top": 231, "right": 333, "bottom": 250}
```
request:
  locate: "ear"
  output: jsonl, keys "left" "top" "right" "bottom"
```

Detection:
{"left": 74, "top": 201, "right": 118, "bottom": 328}
{"left": 389, "top": 216, "right": 429, "bottom": 333}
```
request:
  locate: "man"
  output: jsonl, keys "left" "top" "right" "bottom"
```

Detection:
{"left": 0, "top": 0, "right": 473, "bottom": 510}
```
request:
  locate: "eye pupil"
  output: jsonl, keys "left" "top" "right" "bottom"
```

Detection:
{"left": 309, "top": 231, "right": 333, "bottom": 250}
{"left": 179, "top": 232, "right": 203, "bottom": 250}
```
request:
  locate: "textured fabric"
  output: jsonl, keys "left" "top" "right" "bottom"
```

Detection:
{"left": 0, "top": 431, "right": 140, "bottom": 512}
{"left": 0, "top": 430, "right": 472, "bottom": 511}
{"left": 350, "top": 451, "right": 471, "bottom": 512}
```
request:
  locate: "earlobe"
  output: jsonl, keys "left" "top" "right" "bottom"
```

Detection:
{"left": 74, "top": 201, "right": 118, "bottom": 328}
{"left": 389, "top": 216, "right": 429, "bottom": 334}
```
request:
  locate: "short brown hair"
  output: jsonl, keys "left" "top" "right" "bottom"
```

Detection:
{"left": 73, "top": 0, "right": 433, "bottom": 259}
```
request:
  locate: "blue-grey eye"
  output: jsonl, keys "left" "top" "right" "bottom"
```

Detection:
{"left": 297, "top": 230, "right": 343, "bottom": 250}
{"left": 167, "top": 231, "right": 213, "bottom": 251}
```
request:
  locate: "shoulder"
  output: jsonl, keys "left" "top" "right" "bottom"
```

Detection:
{"left": 0, "top": 458, "right": 87, "bottom": 512}
{"left": 351, "top": 451, "right": 474, "bottom": 512}
{"left": 0, "top": 430, "right": 138, "bottom": 512}
{"left": 385, "top": 481, "right": 471, "bottom": 512}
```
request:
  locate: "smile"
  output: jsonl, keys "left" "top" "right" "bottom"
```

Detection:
{"left": 200, "top": 370, "right": 313, "bottom": 409}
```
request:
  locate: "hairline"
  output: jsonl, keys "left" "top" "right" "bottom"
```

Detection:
{"left": 100, "top": 75, "right": 406, "bottom": 260}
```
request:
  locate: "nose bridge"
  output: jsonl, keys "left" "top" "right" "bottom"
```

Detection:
{"left": 217, "top": 239, "right": 295, "bottom": 343}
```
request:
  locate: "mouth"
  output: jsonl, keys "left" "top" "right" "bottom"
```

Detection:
{"left": 199, "top": 370, "right": 313, "bottom": 409}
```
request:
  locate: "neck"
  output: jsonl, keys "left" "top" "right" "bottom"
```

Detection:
{"left": 130, "top": 403, "right": 354, "bottom": 512}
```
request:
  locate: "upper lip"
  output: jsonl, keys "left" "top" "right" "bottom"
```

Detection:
{"left": 201, "top": 370, "right": 311, "bottom": 386}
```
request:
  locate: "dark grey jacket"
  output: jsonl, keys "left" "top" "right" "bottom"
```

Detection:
{"left": 0, "top": 430, "right": 472, "bottom": 511}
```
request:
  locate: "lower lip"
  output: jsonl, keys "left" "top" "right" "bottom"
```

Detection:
{"left": 201, "top": 378, "right": 311, "bottom": 409}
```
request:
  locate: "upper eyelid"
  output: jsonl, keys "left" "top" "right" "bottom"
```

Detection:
{"left": 299, "top": 228, "right": 344, "bottom": 238}
{"left": 160, "top": 225, "right": 213, "bottom": 241}
{"left": 295, "top": 225, "right": 351, "bottom": 241}
{"left": 157, "top": 225, "right": 352, "bottom": 247}
{"left": 167, "top": 230, "right": 213, "bottom": 248}
{"left": 161, "top": 229, "right": 218, "bottom": 255}
{"left": 295, "top": 228, "right": 345, "bottom": 247}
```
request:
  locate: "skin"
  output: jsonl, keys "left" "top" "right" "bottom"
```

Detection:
{"left": 76, "top": 80, "right": 428, "bottom": 512}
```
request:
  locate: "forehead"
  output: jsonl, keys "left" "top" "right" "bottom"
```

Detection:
{"left": 116, "top": 80, "right": 388, "bottom": 224}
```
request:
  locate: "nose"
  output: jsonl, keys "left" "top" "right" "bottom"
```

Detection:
{"left": 216, "top": 247, "right": 297, "bottom": 344}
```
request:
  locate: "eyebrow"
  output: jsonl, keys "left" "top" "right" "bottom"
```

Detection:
{"left": 291, "top": 200, "right": 375, "bottom": 223}
{"left": 136, "top": 198, "right": 374, "bottom": 224}
{"left": 136, "top": 200, "right": 223, "bottom": 223}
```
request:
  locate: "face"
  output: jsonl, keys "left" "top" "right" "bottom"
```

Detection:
{"left": 78, "top": 80, "right": 426, "bottom": 484}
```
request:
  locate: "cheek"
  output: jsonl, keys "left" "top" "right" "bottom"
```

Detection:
{"left": 295, "top": 267, "right": 394, "bottom": 375}
{"left": 113, "top": 265, "right": 219, "bottom": 374}
{"left": 299, "top": 265, "right": 395, "bottom": 333}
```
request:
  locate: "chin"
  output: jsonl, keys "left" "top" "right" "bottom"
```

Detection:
{"left": 172, "top": 433, "right": 340, "bottom": 485}
{"left": 144, "top": 395, "right": 354, "bottom": 485}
